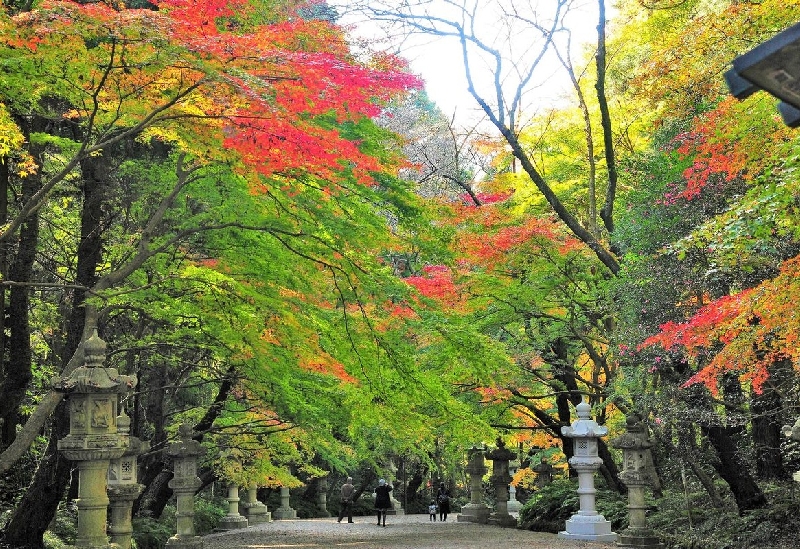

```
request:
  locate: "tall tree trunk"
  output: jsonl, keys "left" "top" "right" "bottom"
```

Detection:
{"left": 751, "top": 360, "right": 788, "bottom": 480}
{"left": 0, "top": 166, "right": 39, "bottom": 447}
{"left": 595, "top": 0, "right": 618, "bottom": 234}
{"left": 703, "top": 424, "right": 767, "bottom": 513}
{"left": 0, "top": 155, "right": 8, "bottom": 446}
{"left": 1, "top": 154, "right": 109, "bottom": 547}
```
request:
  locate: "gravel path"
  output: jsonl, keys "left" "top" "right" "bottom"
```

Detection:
{"left": 202, "top": 514, "right": 613, "bottom": 549}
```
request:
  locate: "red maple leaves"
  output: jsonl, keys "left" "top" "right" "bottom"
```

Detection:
{"left": 643, "top": 255, "right": 800, "bottom": 394}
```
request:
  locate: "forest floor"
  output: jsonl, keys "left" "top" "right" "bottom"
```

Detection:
{"left": 201, "top": 513, "right": 614, "bottom": 549}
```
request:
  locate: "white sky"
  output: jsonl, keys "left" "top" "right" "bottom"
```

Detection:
{"left": 331, "top": 0, "right": 610, "bottom": 128}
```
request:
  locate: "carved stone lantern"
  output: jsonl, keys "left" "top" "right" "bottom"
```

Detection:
{"left": 108, "top": 411, "right": 149, "bottom": 549}
{"left": 557, "top": 399, "right": 616, "bottom": 543}
{"left": 457, "top": 445, "right": 490, "bottom": 524}
{"left": 486, "top": 437, "right": 518, "bottom": 528}
{"left": 533, "top": 459, "right": 555, "bottom": 488}
{"left": 272, "top": 486, "right": 297, "bottom": 519}
{"left": 241, "top": 483, "right": 271, "bottom": 524}
{"left": 55, "top": 330, "right": 136, "bottom": 549}
{"left": 166, "top": 424, "right": 204, "bottom": 548}
{"left": 611, "top": 414, "right": 664, "bottom": 548}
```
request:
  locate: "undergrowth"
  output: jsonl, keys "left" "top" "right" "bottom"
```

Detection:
{"left": 519, "top": 479, "right": 800, "bottom": 549}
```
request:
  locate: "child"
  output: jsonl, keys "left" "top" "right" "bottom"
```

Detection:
{"left": 428, "top": 500, "right": 437, "bottom": 521}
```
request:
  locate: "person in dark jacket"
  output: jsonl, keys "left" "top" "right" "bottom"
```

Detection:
{"left": 436, "top": 482, "right": 451, "bottom": 522}
{"left": 373, "top": 478, "right": 392, "bottom": 527}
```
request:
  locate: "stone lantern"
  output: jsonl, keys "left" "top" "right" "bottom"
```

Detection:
{"left": 316, "top": 476, "right": 331, "bottom": 517}
{"left": 107, "top": 411, "right": 149, "bottom": 549}
{"left": 533, "top": 459, "right": 555, "bottom": 489}
{"left": 782, "top": 417, "right": 800, "bottom": 483}
{"left": 611, "top": 414, "right": 664, "bottom": 548}
{"left": 55, "top": 330, "right": 135, "bottom": 549}
{"left": 486, "top": 437, "right": 518, "bottom": 528}
{"left": 166, "top": 424, "right": 204, "bottom": 548}
{"left": 272, "top": 486, "right": 297, "bottom": 519}
{"left": 216, "top": 482, "right": 249, "bottom": 530}
{"left": 457, "top": 445, "right": 490, "bottom": 524}
{"left": 241, "top": 483, "right": 271, "bottom": 524}
{"left": 506, "top": 458, "right": 522, "bottom": 513}
{"left": 557, "top": 400, "right": 616, "bottom": 543}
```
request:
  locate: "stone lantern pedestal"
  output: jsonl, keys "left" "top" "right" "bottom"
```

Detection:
{"left": 55, "top": 330, "right": 135, "bottom": 549}
{"left": 272, "top": 486, "right": 297, "bottom": 519}
{"left": 458, "top": 445, "right": 490, "bottom": 524}
{"left": 558, "top": 400, "right": 617, "bottom": 543}
{"left": 166, "top": 424, "right": 204, "bottom": 549}
{"left": 241, "top": 484, "right": 271, "bottom": 524}
{"left": 506, "top": 459, "right": 522, "bottom": 513}
{"left": 216, "top": 483, "right": 249, "bottom": 530}
{"left": 611, "top": 414, "right": 664, "bottom": 548}
{"left": 316, "top": 476, "right": 331, "bottom": 517}
{"left": 486, "top": 438, "right": 518, "bottom": 528}
{"left": 107, "top": 412, "right": 149, "bottom": 549}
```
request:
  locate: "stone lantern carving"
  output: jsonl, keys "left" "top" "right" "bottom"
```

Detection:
{"left": 486, "top": 437, "right": 518, "bottom": 528}
{"left": 166, "top": 424, "right": 204, "bottom": 548}
{"left": 611, "top": 414, "right": 664, "bottom": 548}
{"left": 108, "top": 411, "right": 149, "bottom": 549}
{"left": 457, "top": 445, "right": 490, "bottom": 524}
{"left": 557, "top": 400, "right": 616, "bottom": 543}
{"left": 55, "top": 330, "right": 135, "bottom": 549}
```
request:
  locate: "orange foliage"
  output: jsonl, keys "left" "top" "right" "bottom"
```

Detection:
{"left": 642, "top": 255, "right": 800, "bottom": 394}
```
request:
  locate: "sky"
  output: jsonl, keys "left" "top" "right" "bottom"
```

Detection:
{"left": 330, "top": 0, "right": 610, "bottom": 128}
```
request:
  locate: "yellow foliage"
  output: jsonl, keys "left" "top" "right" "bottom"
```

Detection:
{"left": 0, "top": 102, "right": 24, "bottom": 157}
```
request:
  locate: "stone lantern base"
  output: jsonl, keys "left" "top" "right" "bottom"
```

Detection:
{"left": 617, "top": 528, "right": 665, "bottom": 548}
{"left": 457, "top": 503, "right": 491, "bottom": 524}
{"left": 216, "top": 513, "right": 248, "bottom": 531}
{"left": 272, "top": 506, "right": 297, "bottom": 520}
{"left": 165, "top": 534, "right": 204, "bottom": 549}
{"left": 558, "top": 514, "right": 617, "bottom": 543}
{"left": 242, "top": 502, "right": 271, "bottom": 524}
{"left": 488, "top": 511, "right": 518, "bottom": 528}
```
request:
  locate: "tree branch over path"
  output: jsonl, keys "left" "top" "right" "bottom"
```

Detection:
{"left": 354, "top": 0, "right": 621, "bottom": 275}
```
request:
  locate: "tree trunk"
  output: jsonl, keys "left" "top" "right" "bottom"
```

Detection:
{"left": 0, "top": 407, "right": 72, "bottom": 549}
{"left": 751, "top": 360, "right": 788, "bottom": 480}
{"left": 595, "top": 0, "right": 618, "bottom": 234}
{"left": 0, "top": 168, "right": 40, "bottom": 446}
{"left": 1, "top": 153, "right": 108, "bottom": 546}
{"left": 703, "top": 424, "right": 767, "bottom": 512}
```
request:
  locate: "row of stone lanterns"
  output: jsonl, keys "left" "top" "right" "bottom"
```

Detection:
{"left": 459, "top": 400, "right": 664, "bottom": 547}
{"left": 558, "top": 400, "right": 664, "bottom": 547}
{"left": 55, "top": 333, "right": 662, "bottom": 548}
{"left": 55, "top": 330, "right": 304, "bottom": 549}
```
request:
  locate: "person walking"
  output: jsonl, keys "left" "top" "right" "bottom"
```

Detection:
{"left": 428, "top": 500, "right": 437, "bottom": 521}
{"left": 436, "top": 482, "right": 451, "bottom": 522}
{"left": 337, "top": 477, "right": 355, "bottom": 523}
{"left": 373, "top": 479, "right": 392, "bottom": 527}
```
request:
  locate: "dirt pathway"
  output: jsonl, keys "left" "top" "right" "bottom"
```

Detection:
{"left": 201, "top": 514, "right": 615, "bottom": 549}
